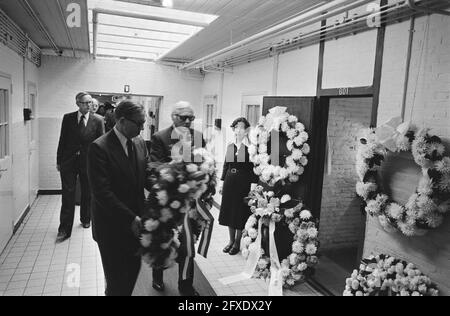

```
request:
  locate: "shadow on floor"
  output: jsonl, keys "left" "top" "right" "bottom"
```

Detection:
{"left": 133, "top": 261, "right": 216, "bottom": 296}
{"left": 312, "top": 247, "right": 358, "bottom": 296}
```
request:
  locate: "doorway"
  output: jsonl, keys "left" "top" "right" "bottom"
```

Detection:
{"left": 27, "top": 81, "right": 38, "bottom": 206}
{"left": 314, "top": 96, "right": 373, "bottom": 295}
{"left": 88, "top": 92, "right": 163, "bottom": 141}
{"left": 0, "top": 73, "right": 13, "bottom": 254}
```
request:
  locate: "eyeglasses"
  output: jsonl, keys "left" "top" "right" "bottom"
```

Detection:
{"left": 176, "top": 114, "right": 195, "bottom": 122}
{"left": 78, "top": 101, "right": 92, "bottom": 105}
{"left": 126, "top": 118, "right": 145, "bottom": 128}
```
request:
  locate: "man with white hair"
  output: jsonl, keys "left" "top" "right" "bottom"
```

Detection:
{"left": 149, "top": 101, "right": 205, "bottom": 296}
{"left": 90, "top": 98, "right": 99, "bottom": 114}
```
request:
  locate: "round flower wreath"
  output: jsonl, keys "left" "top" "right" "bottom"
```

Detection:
{"left": 356, "top": 127, "right": 450, "bottom": 236}
{"left": 242, "top": 186, "right": 319, "bottom": 288}
{"left": 249, "top": 107, "right": 310, "bottom": 186}
{"left": 344, "top": 254, "right": 439, "bottom": 296}
{"left": 139, "top": 148, "right": 217, "bottom": 269}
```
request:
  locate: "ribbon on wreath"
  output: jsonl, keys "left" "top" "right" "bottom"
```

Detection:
{"left": 263, "top": 106, "right": 288, "bottom": 132}
{"left": 196, "top": 198, "right": 214, "bottom": 258}
{"left": 218, "top": 219, "right": 283, "bottom": 296}
{"left": 375, "top": 117, "right": 411, "bottom": 152}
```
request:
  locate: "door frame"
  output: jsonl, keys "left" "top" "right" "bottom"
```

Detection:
{"left": 27, "top": 81, "right": 38, "bottom": 205}
{"left": 0, "top": 71, "right": 13, "bottom": 254}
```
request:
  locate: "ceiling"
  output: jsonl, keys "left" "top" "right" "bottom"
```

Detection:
{"left": 0, "top": 0, "right": 327, "bottom": 62}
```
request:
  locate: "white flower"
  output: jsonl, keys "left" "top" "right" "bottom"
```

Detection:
{"left": 307, "top": 227, "right": 318, "bottom": 238}
{"left": 435, "top": 157, "right": 450, "bottom": 174}
{"left": 300, "top": 210, "right": 312, "bottom": 220}
{"left": 285, "top": 156, "right": 295, "bottom": 167}
{"left": 286, "top": 129, "right": 297, "bottom": 139}
{"left": 356, "top": 182, "right": 377, "bottom": 201}
{"left": 259, "top": 144, "right": 268, "bottom": 154}
{"left": 299, "top": 132, "right": 309, "bottom": 142}
{"left": 299, "top": 156, "right": 308, "bottom": 166}
{"left": 245, "top": 216, "right": 258, "bottom": 230}
{"left": 281, "top": 122, "right": 289, "bottom": 132}
{"left": 258, "top": 258, "right": 269, "bottom": 269}
{"left": 297, "top": 262, "right": 308, "bottom": 271}
{"left": 242, "top": 236, "right": 252, "bottom": 247}
{"left": 248, "top": 228, "right": 258, "bottom": 239}
{"left": 156, "top": 190, "right": 169, "bottom": 206}
{"left": 286, "top": 140, "right": 294, "bottom": 151}
{"left": 301, "top": 143, "right": 310, "bottom": 155}
{"left": 170, "top": 200, "right": 181, "bottom": 209}
{"left": 289, "top": 254, "right": 298, "bottom": 266}
{"left": 438, "top": 173, "right": 450, "bottom": 192}
{"left": 291, "top": 149, "right": 303, "bottom": 161}
{"left": 284, "top": 208, "right": 295, "bottom": 218}
{"left": 387, "top": 203, "right": 404, "bottom": 220}
{"left": 292, "top": 241, "right": 304, "bottom": 254}
{"left": 289, "top": 174, "right": 300, "bottom": 183}
{"left": 140, "top": 234, "right": 152, "bottom": 247}
{"left": 288, "top": 115, "right": 297, "bottom": 123}
{"left": 295, "top": 123, "right": 305, "bottom": 131}
{"left": 186, "top": 164, "right": 198, "bottom": 173}
{"left": 281, "top": 194, "right": 291, "bottom": 203}
{"left": 305, "top": 243, "right": 317, "bottom": 255}
{"left": 144, "top": 219, "right": 160, "bottom": 232}
{"left": 294, "top": 136, "right": 304, "bottom": 146}
{"left": 248, "top": 145, "right": 257, "bottom": 157}
{"left": 178, "top": 184, "right": 190, "bottom": 193}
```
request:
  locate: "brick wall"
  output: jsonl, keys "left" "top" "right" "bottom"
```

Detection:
{"left": 320, "top": 98, "right": 373, "bottom": 250}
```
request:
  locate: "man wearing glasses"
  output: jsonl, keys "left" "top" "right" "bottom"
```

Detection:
{"left": 88, "top": 100, "right": 150, "bottom": 296}
{"left": 56, "top": 92, "right": 105, "bottom": 243}
{"left": 149, "top": 101, "right": 206, "bottom": 296}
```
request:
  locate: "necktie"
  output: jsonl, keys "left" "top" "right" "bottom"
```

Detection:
{"left": 79, "top": 115, "right": 86, "bottom": 133}
{"left": 127, "top": 139, "right": 137, "bottom": 175}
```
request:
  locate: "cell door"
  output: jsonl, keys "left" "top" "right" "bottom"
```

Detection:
{"left": 0, "top": 74, "right": 13, "bottom": 253}
{"left": 28, "top": 82, "right": 38, "bottom": 204}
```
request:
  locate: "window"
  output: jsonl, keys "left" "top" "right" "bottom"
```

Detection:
{"left": 246, "top": 104, "right": 261, "bottom": 127}
{"left": 205, "top": 103, "right": 215, "bottom": 142}
{"left": 29, "top": 92, "right": 36, "bottom": 142}
{"left": 0, "top": 89, "right": 9, "bottom": 159}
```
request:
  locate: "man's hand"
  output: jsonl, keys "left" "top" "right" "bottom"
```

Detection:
{"left": 56, "top": 164, "right": 61, "bottom": 172}
{"left": 131, "top": 216, "right": 142, "bottom": 238}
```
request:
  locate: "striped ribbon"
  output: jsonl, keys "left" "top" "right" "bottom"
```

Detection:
{"left": 196, "top": 199, "right": 214, "bottom": 258}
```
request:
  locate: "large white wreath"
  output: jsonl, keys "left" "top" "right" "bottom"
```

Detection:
{"left": 249, "top": 106, "right": 310, "bottom": 186}
{"left": 356, "top": 117, "right": 450, "bottom": 236}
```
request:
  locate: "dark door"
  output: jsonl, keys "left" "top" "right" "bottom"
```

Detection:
{"left": 262, "top": 96, "right": 329, "bottom": 218}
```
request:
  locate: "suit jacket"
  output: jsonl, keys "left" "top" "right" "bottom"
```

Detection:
{"left": 57, "top": 111, "right": 105, "bottom": 170}
{"left": 87, "top": 131, "right": 150, "bottom": 248}
{"left": 149, "top": 126, "right": 206, "bottom": 168}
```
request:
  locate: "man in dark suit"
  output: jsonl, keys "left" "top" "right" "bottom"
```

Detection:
{"left": 150, "top": 101, "right": 205, "bottom": 296}
{"left": 56, "top": 92, "right": 104, "bottom": 242}
{"left": 87, "top": 101, "right": 149, "bottom": 296}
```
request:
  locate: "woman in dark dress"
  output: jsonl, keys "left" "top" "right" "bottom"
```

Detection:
{"left": 219, "top": 118, "right": 258, "bottom": 255}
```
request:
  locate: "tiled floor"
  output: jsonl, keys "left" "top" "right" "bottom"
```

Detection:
{"left": 0, "top": 194, "right": 322, "bottom": 296}
{"left": 0, "top": 196, "right": 104, "bottom": 296}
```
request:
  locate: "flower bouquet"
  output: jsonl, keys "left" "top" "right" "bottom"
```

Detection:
{"left": 140, "top": 148, "right": 216, "bottom": 269}
{"left": 241, "top": 185, "right": 319, "bottom": 288}
{"left": 343, "top": 254, "right": 439, "bottom": 296}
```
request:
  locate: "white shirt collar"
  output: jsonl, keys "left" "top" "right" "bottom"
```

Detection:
{"left": 113, "top": 126, "right": 130, "bottom": 156}
{"left": 232, "top": 137, "right": 250, "bottom": 148}
{"left": 78, "top": 111, "right": 89, "bottom": 123}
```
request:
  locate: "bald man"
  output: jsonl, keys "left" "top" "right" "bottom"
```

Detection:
{"left": 149, "top": 101, "right": 205, "bottom": 296}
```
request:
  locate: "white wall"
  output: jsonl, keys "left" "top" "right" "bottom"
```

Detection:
{"left": 38, "top": 56, "right": 204, "bottom": 190}
{"left": 0, "top": 44, "right": 40, "bottom": 224}
{"left": 364, "top": 14, "right": 450, "bottom": 295}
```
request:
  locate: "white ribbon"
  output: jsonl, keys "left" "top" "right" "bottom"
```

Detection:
{"left": 268, "top": 220, "right": 283, "bottom": 296}
{"left": 218, "top": 219, "right": 283, "bottom": 296}
{"left": 375, "top": 117, "right": 411, "bottom": 152}
{"left": 263, "top": 106, "right": 288, "bottom": 132}
{"left": 219, "top": 220, "right": 263, "bottom": 285}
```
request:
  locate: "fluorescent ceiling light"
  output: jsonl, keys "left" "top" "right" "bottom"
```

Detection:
{"left": 88, "top": 0, "right": 218, "bottom": 61}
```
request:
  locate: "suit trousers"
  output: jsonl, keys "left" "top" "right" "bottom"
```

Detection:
{"left": 97, "top": 241, "right": 141, "bottom": 296}
{"left": 58, "top": 156, "right": 91, "bottom": 235}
